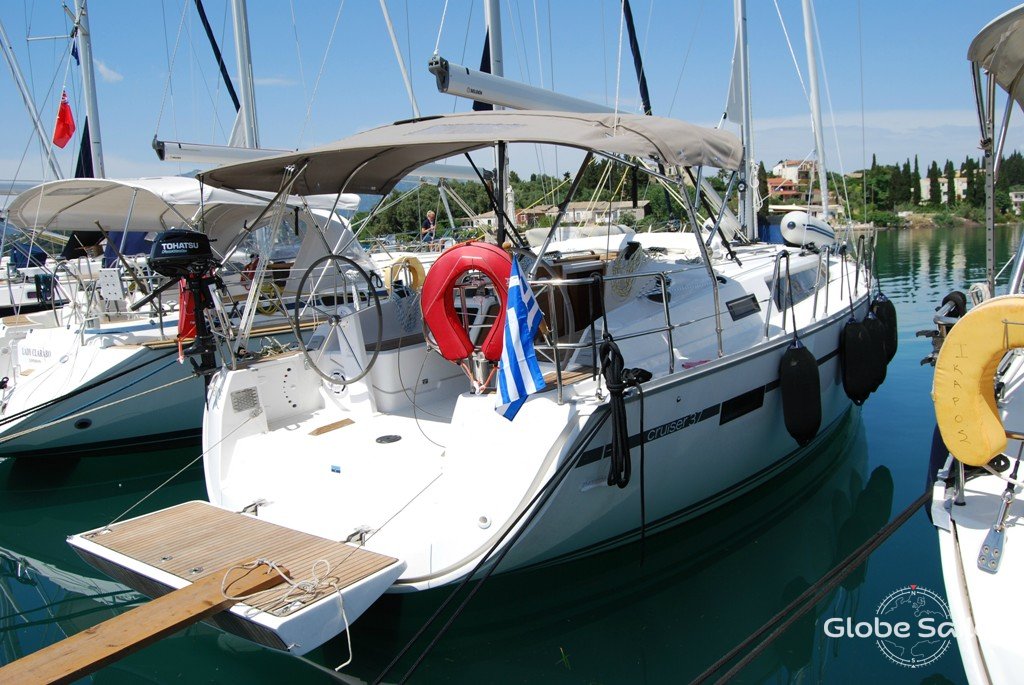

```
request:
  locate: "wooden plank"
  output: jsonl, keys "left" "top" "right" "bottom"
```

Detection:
{"left": 310, "top": 418, "right": 354, "bottom": 436}
{"left": 82, "top": 502, "right": 397, "bottom": 617}
{"left": 541, "top": 366, "right": 596, "bottom": 387}
{"left": 0, "top": 560, "right": 287, "bottom": 685}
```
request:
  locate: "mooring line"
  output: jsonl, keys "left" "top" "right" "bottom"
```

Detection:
{"left": 689, "top": 490, "right": 932, "bottom": 685}
{"left": 0, "top": 348, "right": 179, "bottom": 429}
{"left": 0, "top": 373, "right": 193, "bottom": 446}
{"left": 374, "top": 446, "right": 587, "bottom": 685}
{"left": 102, "top": 414, "right": 256, "bottom": 530}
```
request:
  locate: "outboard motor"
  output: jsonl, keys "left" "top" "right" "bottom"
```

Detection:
{"left": 148, "top": 229, "right": 220, "bottom": 375}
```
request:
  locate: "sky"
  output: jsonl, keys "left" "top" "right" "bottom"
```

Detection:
{"left": 1, "top": 0, "right": 1022, "bottom": 192}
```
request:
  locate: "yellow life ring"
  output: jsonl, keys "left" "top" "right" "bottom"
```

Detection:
{"left": 383, "top": 255, "right": 425, "bottom": 292}
{"left": 933, "top": 294, "right": 1024, "bottom": 466}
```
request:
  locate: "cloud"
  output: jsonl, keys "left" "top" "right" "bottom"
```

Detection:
{"left": 95, "top": 60, "right": 123, "bottom": 83}
{"left": 254, "top": 77, "right": 297, "bottom": 87}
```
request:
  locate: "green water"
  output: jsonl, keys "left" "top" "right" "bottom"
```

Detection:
{"left": 2, "top": 225, "right": 1020, "bottom": 683}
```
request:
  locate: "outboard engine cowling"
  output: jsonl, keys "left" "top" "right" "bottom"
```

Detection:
{"left": 149, "top": 229, "right": 220, "bottom": 376}
{"left": 148, "top": 229, "right": 216, "bottom": 278}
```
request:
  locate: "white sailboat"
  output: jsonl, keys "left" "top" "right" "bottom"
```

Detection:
{"left": 65, "top": 0, "right": 891, "bottom": 659}
{"left": 929, "top": 5, "right": 1024, "bottom": 684}
{"left": 69, "top": 106, "right": 888, "bottom": 653}
{"left": 0, "top": 176, "right": 360, "bottom": 457}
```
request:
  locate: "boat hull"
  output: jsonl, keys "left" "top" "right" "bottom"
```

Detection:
{"left": 399, "top": 298, "right": 866, "bottom": 588}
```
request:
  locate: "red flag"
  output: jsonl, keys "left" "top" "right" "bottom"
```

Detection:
{"left": 52, "top": 89, "right": 76, "bottom": 149}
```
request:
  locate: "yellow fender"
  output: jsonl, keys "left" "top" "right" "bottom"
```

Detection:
{"left": 255, "top": 282, "right": 282, "bottom": 315}
{"left": 383, "top": 255, "right": 425, "bottom": 292}
{"left": 933, "top": 294, "right": 1024, "bottom": 466}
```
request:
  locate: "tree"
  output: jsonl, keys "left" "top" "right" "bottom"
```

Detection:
{"left": 912, "top": 155, "right": 922, "bottom": 205}
{"left": 871, "top": 154, "right": 877, "bottom": 172}
{"left": 928, "top": 161, "right": 941, "bottom": 206}
{"left": 889, "top": 161, "right": 911, "bottom": 208}
{"left": 1000, "top": 151, "right": 1024, "bottom": 189}
{"left": 944, "top": 160, "right": 956, "bottom": 205}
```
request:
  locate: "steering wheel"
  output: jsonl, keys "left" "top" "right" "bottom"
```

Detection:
{"left": 292, "top": 254, "right": 384, "bottom": 385}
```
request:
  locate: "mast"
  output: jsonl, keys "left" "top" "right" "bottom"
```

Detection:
{"left": 0, "top": 19, "right": 62, "bottom": 178}
{"left": 73, "top": 0, "right": 104, "bottom": 177}
{"left": 485, "top": 0, "right": 513, "bottom": 244}
{"left": 484, "top": 0, "right": 504, "bottom": 82}
{"left": 735, "top": 0, "right": 755, "bottom": 239}
{"left": 230, "top": 0, "right": 259, "bottom": 148}
{"left": 801, "top": 0, "right": 828, "bottom": 222}
{"left": 380, "top": 0, "right": 420, "bottom": 118}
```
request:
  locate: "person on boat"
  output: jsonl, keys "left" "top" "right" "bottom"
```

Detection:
{"left": 421, "top": 210, "right": 437, "bottom": 244}
{"left": 241, "top": 253, "right": 259, "bottom": 289}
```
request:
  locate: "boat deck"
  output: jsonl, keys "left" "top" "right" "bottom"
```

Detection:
{"left": 941, "top": 473, "right": 1023, "bottom": 684}
{"left": 76, "top": 500, "right": 397, "bottom": 618}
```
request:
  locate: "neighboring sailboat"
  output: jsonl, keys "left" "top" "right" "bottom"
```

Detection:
{"left": 0, "top": 177, "right": 360, "bottom": 458}
{"left": 929, "top": 5, "right": 1024, "bottom": 684}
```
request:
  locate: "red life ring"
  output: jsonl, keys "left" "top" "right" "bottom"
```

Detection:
{"left": 420, "top": 241, "right": 512, "bottom": 362}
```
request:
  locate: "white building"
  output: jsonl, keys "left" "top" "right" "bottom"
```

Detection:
{"left": 772, "top": 160, "right": 816, "bottom": 187}
{"left": 919, "top": 175, "right": 968, "bottom": 204}
{"left": 471, "top": 200, "right": 649, "bottom": 228}
{"left": 1010, "top": 189, "right": 1024, "bottom": 215}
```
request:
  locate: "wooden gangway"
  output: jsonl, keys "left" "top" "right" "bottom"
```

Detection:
{"left": 0, "top": 558, "right": 286, "bottom": 684}
{"left": 0, "top": 501, "right": 401, "bottom": 682}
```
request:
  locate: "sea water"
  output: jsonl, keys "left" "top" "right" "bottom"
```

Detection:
{"left": 4, "top": 225, "right": 1012, "bottom": 683}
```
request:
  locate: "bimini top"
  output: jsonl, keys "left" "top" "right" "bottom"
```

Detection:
{"left": 969, "top": 4, "right": 1024, "bottom": 108}
{"left": 199, "top": 111, "right": 743, "bottom": 196}
{"left": 7, "top": 176, "right": 360, "bottom": 233}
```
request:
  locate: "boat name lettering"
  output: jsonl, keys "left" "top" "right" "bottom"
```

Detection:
{"left": 21, "top": 347, "right": 50, "bottom": 359}
{"left": 645, "top": 410, "right": 704, "bottom": 442}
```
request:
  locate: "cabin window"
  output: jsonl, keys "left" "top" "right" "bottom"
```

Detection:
{"left": 767, "top": 265, "right": 824, "bottom": 311}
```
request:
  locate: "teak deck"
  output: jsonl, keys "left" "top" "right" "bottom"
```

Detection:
{"left": 81, "top": 501, "right": 396, "bottom": 618}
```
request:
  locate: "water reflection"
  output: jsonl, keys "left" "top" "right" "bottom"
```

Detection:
{"left": 330, "top": 411, "right": 892, "bottom": 684}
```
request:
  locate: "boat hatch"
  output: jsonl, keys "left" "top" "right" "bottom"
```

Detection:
{"left": 67, "top": 501, "right": 406, "bottom": 655}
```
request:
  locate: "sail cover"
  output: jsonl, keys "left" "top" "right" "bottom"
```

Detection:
{"left": 200, "top": 111, "right": 743, "bottom": 196}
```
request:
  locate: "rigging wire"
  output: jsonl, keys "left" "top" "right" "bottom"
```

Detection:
{"left": 857, "top": 0, "right": 867, "bottom": 221}
{"left": 638, "top": 0, "right": 654, "bottom": 109}
{"left": 449, "top": 0, "right": 473, "bottom": 114}
{"left": 600, "top": 0, "right": 608, "bottom": 105}
{"left": 811, "top": 3, "right": 852, "bottom": 221}
{"left": 612, "top": 0, "right": 626, "bottom": 125}
{"left": 297, "top": 0, "right": 347, "bottom": 147}
{"left": 380, "top": 0, "right": 419, "bottom": 118}
{"left": 772, "top": 0, "right": 810, "bottom": 104}
{"left": 507, "top": 0, "right": 531, "bottom": 85}
{"left": 532, "top": 0, "right": 544, "bottom": 88}
{"left": 289, "top": 0, "right": 309, "bottom": 105}
{"left": 155, "top": 0, "right": 186, "bottom": 144}
{"left": 667, "top": 0, "right": 703, "bottom": 117}
{"left": 432, "top": 0, "right": 449, "bottom": 55}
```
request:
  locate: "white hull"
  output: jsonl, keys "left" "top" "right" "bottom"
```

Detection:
{"left": 932, "top": 468, "right": 1020, "bottom": 685}
{"left": 0, "top": 313, "right": 304, "bottom": 458}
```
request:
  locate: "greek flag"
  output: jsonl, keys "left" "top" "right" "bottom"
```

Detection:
{"left": 496, "top": 257, "right": 546, "bottom": 420}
